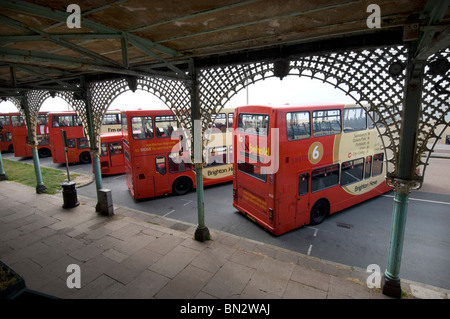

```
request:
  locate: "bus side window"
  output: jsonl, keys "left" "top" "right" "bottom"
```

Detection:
{"left": 156, "top": 156, "right": 166, "bottom": 175}
{"left": 227, "top": 113, "right": 233, "bottom": 131}
{"left": 311, "top": 164, "right": 339, "bottom": 192}
{"left": 100, "top": 143, "right": 108, "bottom": 157}
{"left": 365, "top": 156, "right": 372, "bottom": 179}
{"left": 77, "top": 137, "right": 90, "bottom": 149}
{"left": 299, "top": 173, "right": 309, "bottom": 195}
{"left": 340, "top": 158, "right": 364, "bottom": 186}
{"left": 67, "top": 138, "right": 76, "bottom": 148}
{"left": 372, "top": 153, "right": 384, "bottom": 176}
{"left": 109, "top": 142, "right": 123, "bottom": 156}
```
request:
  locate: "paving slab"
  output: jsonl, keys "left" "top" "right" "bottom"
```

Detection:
{"left": 1, "top": 181, "right": 449, "bottom": 302}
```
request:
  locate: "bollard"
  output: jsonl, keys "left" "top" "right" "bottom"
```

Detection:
{"left": 61, "top": 181, "right": 79, "bottom": 209}
{"left": 96, "top": 189, "right": 114, "bottom": 216}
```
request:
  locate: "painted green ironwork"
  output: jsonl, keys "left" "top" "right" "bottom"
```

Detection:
{"left": 0, "top": 150, "right": 6, "bottom": 181}
{"left": 6, "top": 92, "right": 48, "bottom": 193}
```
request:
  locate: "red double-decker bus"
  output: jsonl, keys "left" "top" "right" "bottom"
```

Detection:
{"left": 49, "top": 111, "right": 122, "bottom": 164}
{"left": 122, "top": 109, "right": 233, "bottom": 199}
{"left": 11, "top": 112, "right": 52, "bottom": 158}
{"left": 232, "top": 104, "right": 391, "bottom": 235}
{"left": 99, "top": 132, "right": 125, "bottom": 175}
{"left": 0, "top": 113, "right": 13, "bottom": 153}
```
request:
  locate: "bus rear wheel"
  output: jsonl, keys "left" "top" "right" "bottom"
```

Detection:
{"left": 79, "top": 151, "right": 92, "bottom": 164}
{"left": 309, "top": 199, "right": 329, "bottom": 225}
{"left": 172, "top": 177, "right": 192, "bottom": 196}
{"left": 38, "top": 148, "right": 51, "bottom": 158}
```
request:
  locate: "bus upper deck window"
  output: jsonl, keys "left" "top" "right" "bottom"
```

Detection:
{"left": 313, "top": 110, "right": 341, "bottom": 137}
{"left": 238, "top": 113, "right": 269, "bottom": 136}
{"left": 343, "top": 108, "right": 366, "bottom": 132}
{"left": 287, "top": 111, "right": 310, "bottom": 141}
{"left": 132, "top": 116, "right": 153, "bottom": 140}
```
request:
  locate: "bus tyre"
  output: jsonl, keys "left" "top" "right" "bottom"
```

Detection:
{"left": 310, "top": 199, "right": 329, "bottom": 225}
{"left": 172, "top": 177, "right": 192, "bottom": 196}
{"left": 38, "top": 148, "right": 51, "bottom": 158}
{"left": 79, "top": 151, "right": 92, "bottom": 164}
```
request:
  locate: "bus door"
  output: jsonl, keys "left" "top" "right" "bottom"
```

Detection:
{"left": 154, "top": 155, "right": 170, "bottom": 195}
{"left": 108, "top": 141, "right": 124, "bottom": 168}
{"left": 296, "top": 172, "right": 311, "bottom": 226}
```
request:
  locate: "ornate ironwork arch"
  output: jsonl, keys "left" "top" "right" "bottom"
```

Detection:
{"left": 418, "top": 48, "right": 450, "bottom": 180}
{"left": 198, "top": 45, "right": 449, "bottom": 189}
{"left": 6, "top": 91, "right": 52, "bottom": 147}
{"left": 82, "top": 77, "right": 192, "bottom": 152}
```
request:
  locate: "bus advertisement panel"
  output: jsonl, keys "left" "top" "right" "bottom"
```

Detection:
{"left": 0, "top": 113, "right": 13, "bottom": 153}
{"left": 232, "top": 104, "right": 391, "bottom": 235}
{"left": 122, "top": 109, "right": 233, "bottom": 199}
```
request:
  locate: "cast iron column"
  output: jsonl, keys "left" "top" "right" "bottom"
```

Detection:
{"left": 82, "top": 88, "right": 104, "bottom": 212}
{"left": 190, "top": 60, "right": 210, "bottom": 242}
{"left": 382, "top": 45, "right": 425, "bottom": 298}
{"left": 22, "top": 95, "right": 47, "bottom": 194}
{"left": 0, "top": 150, "right": 7, "bottom": 180}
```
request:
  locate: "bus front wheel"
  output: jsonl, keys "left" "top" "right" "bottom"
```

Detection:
{"left": 172, "top": 177, "right": 192, "bottom": 196}
{"left": 309, "top": 199, "right": 329, "bottom": 225}
{"left": 79, "top": 151, "right": 92, "bottom": 164}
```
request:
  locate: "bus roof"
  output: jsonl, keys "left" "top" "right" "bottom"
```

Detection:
{"left": 234, "top": 103, "right": 369, "bottom": 112}
{"left": 100, "top": 131, "right": 123, "bottom": 142}
{"left": 121, "top": 109, "right": 174, "bottom": 116}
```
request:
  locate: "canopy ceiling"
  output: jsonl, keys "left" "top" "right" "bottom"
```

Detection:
{"left": 0, "top": 0, "right": 449, "bottom": 95}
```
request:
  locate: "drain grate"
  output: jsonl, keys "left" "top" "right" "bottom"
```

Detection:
{"left": 336, "top": 222, "right": 353, "bottom": 229}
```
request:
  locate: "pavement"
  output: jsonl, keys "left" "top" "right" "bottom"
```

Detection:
{"left": 1, "top": 180, "right": 449, "bottom": 300}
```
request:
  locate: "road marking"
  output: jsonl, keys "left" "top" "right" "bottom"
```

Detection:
{"left": 382, "top": 195, "right": 450, "bottom": 206}
{"left": 305, "top": 226, "right": 319, "bottom": 237}
{"left": 163, "top": 210, "right": 175, "bottom": 217}
{"left": 180, "top": 199, "right": 192, "bottom": 206}
{"left": 307, "top": 244, "right": 313, "bottom": 256}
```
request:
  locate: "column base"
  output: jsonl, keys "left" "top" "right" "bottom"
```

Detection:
{"left": 95, "top": 189, "right": 114, "bottom": 216}
{"left": 382, "top": 273, "right": 402, "bottom": 298}
{"left": 0, "top": 174, "right": 7, "bottom": 181}
{"left": 194, "top": 226, "right": 211, "bottom": 242}
{"left": 36, "top": 184, "right": 47, "bottom": 194}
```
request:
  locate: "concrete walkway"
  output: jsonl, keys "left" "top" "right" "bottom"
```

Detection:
{"left": 0, "top": 181, "right": 449, "bottom": 300}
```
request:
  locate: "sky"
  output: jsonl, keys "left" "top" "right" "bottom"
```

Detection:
{"left": 0, "top": 76, "right": 356, "bottom": 113}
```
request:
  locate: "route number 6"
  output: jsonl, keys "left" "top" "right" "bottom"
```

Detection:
{"left": 308, "top": 142, "right": 323, "bottom": 164}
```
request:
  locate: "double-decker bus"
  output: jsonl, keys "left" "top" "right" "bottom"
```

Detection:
{"left": 122, "top": 108, "right": 234, "bottom": 199}
{"left": 98, "top": 132, "right": 125, "bottom": 175}
{"left": 11, "top": 112, "right": 52, "bottom": 158}
{"left": 49, "top": 110, "right": 122, "bottom": 164}
{"left": 232, "top": 104, "right": 391, "bottom": 235}
{"left": 0, "top": 113, "right": 13, "bottom": 153}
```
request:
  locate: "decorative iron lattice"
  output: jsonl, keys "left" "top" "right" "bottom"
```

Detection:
{"left": 6, "top": 91, "right": 51, "bottom": 148}
{"left": 1, "top": 45, "right": 447, "bottom": 192}
{"left": 199, "top": 45, "right": 449, "bottom": 189}
{"left": 417, "top": 48, "right": 450, "bottom": 181}
{"left": 83, "top": 77, "right": 192, "bottom": 153}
